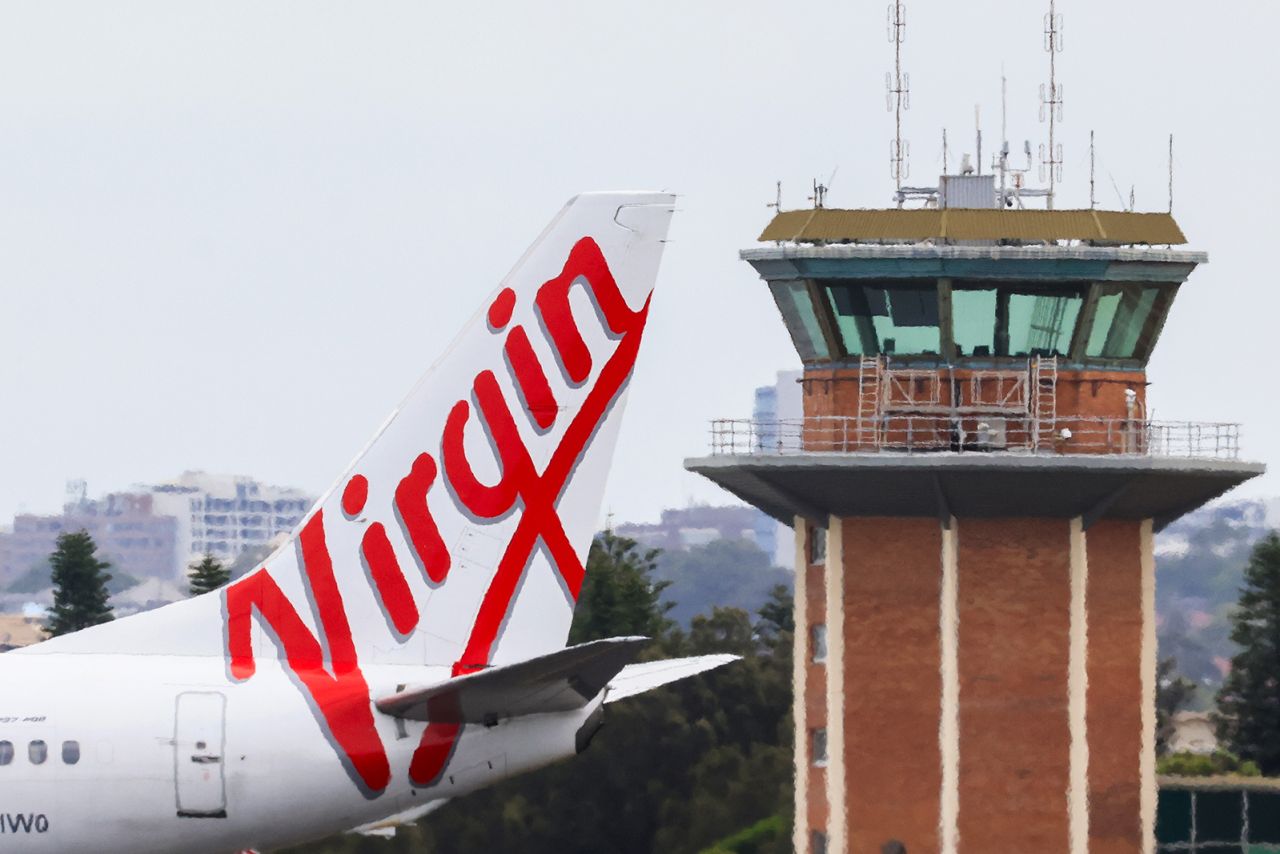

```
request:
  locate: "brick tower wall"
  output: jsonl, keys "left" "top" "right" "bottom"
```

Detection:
{"left": 793, "top": 515, "right": 1155, "bottom": 854}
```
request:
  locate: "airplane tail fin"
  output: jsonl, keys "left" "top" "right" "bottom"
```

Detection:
{"left": 29, "top": 192, "right": 676, "bottom": 676}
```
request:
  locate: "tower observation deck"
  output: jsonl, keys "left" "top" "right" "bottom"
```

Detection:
{"left": 685, "top": 184, "right": 1263, "bottom": 853}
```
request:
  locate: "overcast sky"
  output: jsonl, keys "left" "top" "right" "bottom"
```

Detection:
{"left": 0, "top": 1, "right": 1275, "bottom": 526}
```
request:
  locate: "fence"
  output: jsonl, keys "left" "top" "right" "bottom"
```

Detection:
{"left": 710, "top": 416, "right": 1242, "bottom": 461}
{"left": 1158, "top": 784, "right": 1280, "bottom": 852}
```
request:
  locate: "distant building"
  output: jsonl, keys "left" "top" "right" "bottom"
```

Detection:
{"left": 614, "top": 505, "right": 768, "bottom": 553}
{"left": 0, "top": 491, "right": 178, "bottom": 588}
{"left": 0, "top": 472, "right": 314, "bottom": 593}
{"left": 145, "top": 471, "right": 313, "bottom": 582}
{"left": 753, "top": 370, "right": 802, "bottom": 565}
{"left": 1169, "top": 711, "right": 1218, "bottom": 755}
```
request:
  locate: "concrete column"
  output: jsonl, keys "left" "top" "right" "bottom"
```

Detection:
{"left": 793, "top": 517, "right": 810, "bottom": 854}
{"left": 1140, "top": 520, "right": 1157, "bottom": 854}
{"left": 1069, "top": 518, "right": 1091, "bottom": 854}
{"left": 939, "top": 518, "right": 960, "bottom": 854}
{"left": 824, "top": 518, "right": 846, "bottom": 854}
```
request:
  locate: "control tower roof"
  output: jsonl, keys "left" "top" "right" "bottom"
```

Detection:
{"left": 759, "top": 208, "right": 1186, "bottom": 246}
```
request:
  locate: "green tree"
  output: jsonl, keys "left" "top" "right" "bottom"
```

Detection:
{"left": 1216, "top": 532, "right": 1280, "bottom": 774}
{"left": 1156, "top": 657, "right": 1198, "bottom": 756}
{"left": 284, "top": 533, "right": 795, "bottom": 854}
{"left": 656, "top": 538, "right": 792, "bottom": 627}
{"left": 570, "top": 529, "right": 672, "bottom": 644}
{"left": 45, "top": 530, "right": 114, "bottom": 637}
{"left": 187, "top": 553, "right": 231, "bottom": 596}
{"left": 757, "top": 584, "right": 794, "bottom": 639}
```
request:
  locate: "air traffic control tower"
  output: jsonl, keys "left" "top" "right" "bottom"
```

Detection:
{"left": 686, "top": 180, "right": 1264, "bottom": 854}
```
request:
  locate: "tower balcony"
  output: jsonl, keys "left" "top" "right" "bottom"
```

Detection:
{"left": 687, "top": 411, "right": 1260, "bottom": 531}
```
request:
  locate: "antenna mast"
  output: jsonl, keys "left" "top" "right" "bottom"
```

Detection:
{"left": 1089, "top": 130, "right": 1096, "bottom": 209}
{"left": 1168, "top": 134, "right": 1175, "bottom": 213}
{"left": 768, "top": 180, "right": 783, "bottom": 215}
{"left": 975, "top": 106, "right": 983, "bottom": 176}
{"left": 810, "top": 178, "right": 828, "bottom": 209}
{"left": 999, "top": 71, "right": 1009, "bottom": 203}
{"left": 1039, "top": 0, "right": 1064, "bottom": 209}
{"left": 887, "top": 2, "right": 910, "bottom": 203}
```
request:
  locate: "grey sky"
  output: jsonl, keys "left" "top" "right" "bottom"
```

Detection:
{"left": 0, "top": 1, "right": 1275, "bottom": 526}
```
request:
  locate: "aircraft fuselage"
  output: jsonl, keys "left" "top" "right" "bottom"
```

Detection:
{"left": 0, "top": 652, "right": 589, "bottom": 853}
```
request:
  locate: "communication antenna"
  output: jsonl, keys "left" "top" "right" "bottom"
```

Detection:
{"left": 975, "top": 105, "right": 983, "bottom": 176}
{"left": 810, "top": 168, "right": 838, "bottom": 208}
{"left": 998, "top": 71, "right": 1010, "bottom": 202}
{"left": 886, "top": 2, "right": 911, "bottom": 198}
{"left": 1168, "top": 134, "right": 1175, "bottom": 213}
{"left": 1089, "top": 130, "right": 1096, "bottom": 209}
{"left": 1038, "top": 0, "right": 1065, "bottom": 208}
{"left": 942, "top": 128, "right": 949, "bottom": 175}
{"left": 809, "top": 179, "right": 826, "bottom": 209}
{"left": 767, "top": 180, "right": 783, "bottom": 214}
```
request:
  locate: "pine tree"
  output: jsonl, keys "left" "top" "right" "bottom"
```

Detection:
{"left": 187, "top": 553, "right": 230, "bottom": 596}
{"left": 1156, "top": 657, "right": 1197, "bottom": 756}
{"left": 568, "top": 530, "right": 672, "bottom": 644}
{"left": 45, "top": 530, "right": 114, "bottom": 637}
{"left": 1216, "top": 532, "right": 1280, "bottom": 774}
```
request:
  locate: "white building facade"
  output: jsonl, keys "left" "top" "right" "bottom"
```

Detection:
{"left": 147, "top": 472, "right": 313, "bottom": 583}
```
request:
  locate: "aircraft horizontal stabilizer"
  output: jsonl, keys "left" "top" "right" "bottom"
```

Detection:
{"left": 604, "top": 655, "right": 740, "bottom": 704}
{"left": 348, "top": 799, "right": 448, "bottom": 838}
{"left": 375, "top": 637, "right": 650, "bottom": 723}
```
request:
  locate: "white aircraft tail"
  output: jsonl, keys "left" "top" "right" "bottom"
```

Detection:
{"left": 28, "top": 192, "right": 676, "bottom": 678}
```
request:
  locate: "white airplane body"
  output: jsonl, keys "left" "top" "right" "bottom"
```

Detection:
{"left": 1, "top": 192, "right": 730, "bottom": 853}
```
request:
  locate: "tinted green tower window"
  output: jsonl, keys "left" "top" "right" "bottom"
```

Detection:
{"left": 1087, "top": 284, "right": 1173, "bottom": 360}
{"left": 824, "top": 282, "right": 941, "bottom": 356}
{"left": 953, "top": 283, "right": 1084, "bottom": 358}
{"left": 769, "top": 281, "right": 830, "bottom": 362}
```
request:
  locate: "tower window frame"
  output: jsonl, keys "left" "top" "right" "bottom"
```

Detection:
{"left": 809, "top": 525, "right": 827, "bottom": 565}
{"left": 811, "top": 728, "right": 829, "bottom": 767}
{"left": 811, "top": 624, "right": 828, "bottom": 663}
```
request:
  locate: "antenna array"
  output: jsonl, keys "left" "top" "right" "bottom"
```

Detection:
{"left": 1038, "top": 0, "right": 1064, "bottom": 208}
{"left": 886, "top": 2, "right": 910, "bottom": 196}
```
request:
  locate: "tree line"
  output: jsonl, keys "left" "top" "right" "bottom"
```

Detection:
{"left": 26, "top": 523, "right": 1280, "bottom": 851}
{"left": 36, "top": 529, "right": 231, "bottom": 638}
{"left": 1158, "top": 532, "right": 1280, "bottom": 777}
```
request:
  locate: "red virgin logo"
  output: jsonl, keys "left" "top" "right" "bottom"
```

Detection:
{"left": 222, "top": 238, "right": 649, "bottom": 795}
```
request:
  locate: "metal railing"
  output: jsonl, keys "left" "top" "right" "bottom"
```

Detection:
{"left": 710, "top": 416, "right": 1242, "bottom": 460}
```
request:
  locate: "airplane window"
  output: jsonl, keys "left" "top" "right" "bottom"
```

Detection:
{"left": 0, "top": 741, "right": 12, "bottom": 765}
{"left": 61, "top": 741, "right": 80, "bottom": 765}
{"left": 28, "top": 740, "right": 47, "bottom": 765}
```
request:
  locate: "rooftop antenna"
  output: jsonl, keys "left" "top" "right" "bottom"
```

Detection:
{"left": 767, "top": 180, "right": 783, "bottom": 215}
{"left": 1089, "top": 130, "right": 1096, "bottom": 209}
{"left": 975, "top": 105, "right": 983, "bottom": 176}
{"left": 886, "top": 2, "right": 911, "bottom": 203}
{"left": 942, "top": 128, "right": 949, "bottom": 175}
{"left": 809, "top": 167, "right": 837, "bottom": 209}
{"left": 1039, "top": 0, "right": 1064, "bottom": 209}
{"left": 1168, "top": 134, "right": 1175, "bottom": 213}
{"left": 810, "top": 179, "right": 827, "bottom": 209}
{"left": 998, "top": 70, "right": 1010, "bottom": 203}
